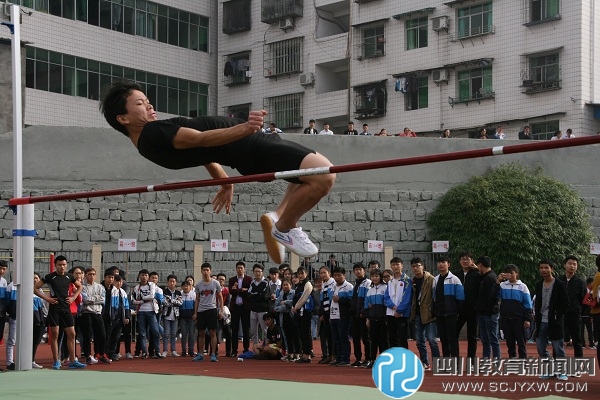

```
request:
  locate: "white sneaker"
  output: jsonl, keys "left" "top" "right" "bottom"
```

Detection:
{"left": 125, "top": 353, "right": 133, "bottom": 359}
{"left": 260, "top": 212, "right": 285, "bottom": 263}
{"left": 87, "top": 356, "right": 98, "bottom": 365}
{"left": 171, "top": 351, "right": 181, "bottom": 357}
{"left": 32, "top": 361, "right": 43, "bottom": 369}
{"left": 161, "top": 352, "right": 167, "bottom": 358}
{"left": 271, "top": 226, "right": 318, "bottom": 258}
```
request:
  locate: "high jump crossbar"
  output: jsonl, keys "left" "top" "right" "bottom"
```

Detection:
{"left": 8, "top": 135, "right": 600, "bottom": 206}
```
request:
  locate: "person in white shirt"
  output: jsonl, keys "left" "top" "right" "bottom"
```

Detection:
{"left": 319, "top": 123, "right": 334, "bottom": 135}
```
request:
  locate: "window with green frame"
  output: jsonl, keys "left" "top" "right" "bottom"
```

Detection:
{"left": 406, "top": 76, "right": 428, "bottom": 111}
{"left": 406, "top": 17, "right": 428, "bottom": 50}
{"left": 457, "top": 66, "right": 492, "bottom": 101}
{"left": 457, "top": 2, "right": 492, "bottom": 39}
{"left": 531, "top": 0, "right": 559, "bottom": 22}
{"left": 531, "top": 120, "right": 559, "bottom": 140}
{"left": 25, "top": 46, "right": 208, "bottom": 116}
{"left": 530, "top": 53, "right": 559, "bottom": 85}
{"left": 362, "top": 25, "right": 385, "bottom": 58}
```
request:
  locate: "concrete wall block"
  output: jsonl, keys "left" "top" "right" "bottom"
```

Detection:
{"left": 149, "top": 203, "right": 178, "bottom": 211}
{"left": 34, "top": 209, "right": 43, "bottom": 220}
{"left": 109, "top": 231, "right": 121, "bottom": 241}
{"left": 139, "top": 192, "right": 157, "bottom": 203}
{"left": 353, "top": 230, "right": 368, "bottom": 241}
{"left": 310, "top": 230, "right": 323, "bottom": 242}
{"left": 366, "top": 210, "right": 375, "bottom": 221}
{"left": 260, "top": 194, "right": 273, "bottom": 205}
{"left": 46, "top": 230, "right": 60, "bottom": 240}
{"left": 331, "top": 222, "right": 367, "bottom": 231}
{"left": 415, "top": 230, "right": 426, "bottom": 241}
{"left": 417, "top": 200, "right": 440, "bottom": 211}
{"left": 168, "top": 210, "right": 183, "bottom": 221}
{"left": 380, "top": 191, "right": 398, "bottom": 201}
{"left": 181, "top": 210, "right": 195, "bottom": 221}
{"left": 110, "top": 210, "right": 122, "bottom": 220}
{"left": 181, "top": 192, "right": 194, "bottom": 204}
{"left": 59, "top": 229, "right": 78, "bottom": 241}
{"left": 147, "top": 231, "right": 158, "bottom": 241}
{"left": 64, "top": 210, "right": 76, "bottom": 221}
{"left": 382, "top": 209, "right": 394, "bottom": 221}
{"left": 207, "top": 230, "right": 222, "bottom": 240}
{"left": 88, "top": 209, "right": 99, "bottom": 219}
{"left": 141, "top": 220, "right": 169, "bottom": 231}
{"left": 249, "top": 230, "right": 263, "bottom": 243}
{"left": 400, "top": 230, "right": 409, "bottom": 241}
{"left": 205, "top": 223, "right": 240, "bottom": 232}
{"left": 119, "top": 203, "right": 146, "bottom": 211}
{"left": 183, "top": 229, "right": 195, "bottom": 241}
{"left": 77, "top": 231, "right": 92, "bottom": 242}
{"left": 583, "top": 198, "right": 594, "bottom": 207}
{"left": 155, "top": 210, "right": 170, "bottom": 220}
{"left": 370, "top": 221, "right": 405, "bottom": 231}
{"left": 374, "top": 211, "right": 383, "bottom": 222}
{"left": 415, "top": 209, "right": 427, "bottom": 220}
{"left": 192, "top": 192, "right": 209, "bottom": 205}
{"left": 156, "top": 240, "right": 182, "bottom": 251}
{"left": 89, "top": 201, "right": 119, "bottom": 210}
{"left": 98, "top": 209, "right": 110, "bottom": 219}
{"left": 35, "top": 221, "right": 60, "bottom": 231}
{"left": 246, "top": 212, "right": 258, "bottom": 222}
{"left": 1, "top": 229, "right": 11, "bottom": 238}
{"left": 235, "top": 212, "right": 249, "bottom": 222}
{"left": 156, "top": 192, "right": 170, "bottom": 203}
{"left": 355, "top": 210, "right": 367, "bottom": 221}
{"left": 376, "top": 231, "right": 386, "bottom": 241}
{"left": 37, "top": 230, "right": 46, "bottom": 239}
{"left": 312, "top": 211, "right": 327, "bottom": 222}
{"left": 250, "top": 195, "right": 263, "bottom": 205}
{"left": 228, "top": 242, "right": 256, "bottom": 252}
{"left": 340, "top": 192, "right": 356, "bottom": 203}
{"left": 90, "top": 230, "right": 110, "bottom": 241}
{"left": 134, "top": 241, "right": 156, "bottom": 251}
{"left": 406, "top": 221, "right": 427, "bottom": 230}
{"left": 221, "top": 213, "right": 231, "bottom": 223}
{"left": 323, "top": 230, "right": 336, "bottom": 241}
{"left": 341, "top": 202, "right": 385, "bottom": 212}
{"left": 43, "top": 210, "right": 54, "bottom": 221}
{"left": 400, "top": 210, "right": 416, "bottom": 221}
{"left": 139, "top": 231, "right": 149, "bottom": 241}
{"left": 342, "top": 211, "right": 354, "bottom": 222}
{"left": 431, "top": 192, "right": 446, "bottom": 200}
{"left": 34, "top": 239, "right": 63, "bottom": 251}
{"left": 53, "top": 210, "right": 66, "bottom": 220}
{"left": 385, "top": 231, "right": 401, "bottom": 241}
{"left": 238, "top": 193, "right": 251, "bottom": 205}
{"left": 222, "top": 231, "right": 231, "bottom": 241}
{"left": 157, "top": 229, "right": 171, "bottom": 240}
{"left": 171, "top": 228, "right": 184, "bottom": 240}
{"left": 367, "top": 191, "right": 380, "bottom": 201}
{"left": 239, "top": 230, "right": 250, "bottom": 242}
{"left": 169, "top": 192, "right": 183, "bottom": 204}
{"left": 48, "top": 201, "right": 89, "bottom": 211}
{"left": 75, "top": 209, "right": 89, "bottom": 220}
{"left": 421, "top": 191, "right": 433, "bottom": 201}
{"left": 122, "top": 210, "right": 142, "bottom": 221}
{"left": 142, "top": 210, "right": 156, "bottom": 221}
{"left": 123, "top": 193, "right": 140, "bottom": 203}
{"left": 104, "top": 195, "right": 124, "bottom": 203}
{"left": 322, "top": 242, "right": 366, "bottom": 253}
{"left": 398, "top": 191, "right": 411, "bottom": 201}
{"left": 355, "top": 191, "right": 368, "bottom": 202}
{"left": 103, "top": 221, "right": 141, "bottom": 231}
{"left": 326, "top": 211, "right": 343, "bottom": 222}
{"left": 409, "top": 191, "right": 423, "bottom": 201}
{"left": 328, "top": 192, "right": 341, "bottom": 203}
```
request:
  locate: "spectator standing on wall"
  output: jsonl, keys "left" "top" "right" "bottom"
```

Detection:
{"left": 303, "top": 119, "right": 318, "bottom": 134}
{"left": 319, "top": 123, "right": 334, "bottom": 135}
{"left": 343, "top": 121, "right": 359, "bottom": 135}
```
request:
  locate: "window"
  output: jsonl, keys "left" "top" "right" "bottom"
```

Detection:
{"left": 261, "top": 0, "right": 303, "bottom": 24}
{"left": 361, "top": 24, "right": 385, "bottom": 58}
{"left": 530, "top": 53, "right": 559, "bottom": 85}
{"left": 457, "top": 2, "right": 493, "bottom": 39}
{"left": 531, "top": 120, "right": 559, "bottom": 140}
{"left": 13, "top": 0, "right": 208, "bottom": 52}
{"left": 406, "top": 17, "right": 428, "bottom": 50}
{"left": 224, "top": 52, "right": 251, "bottom": 86}
{"left": 225, "top": 104, "right": 251, "bottom": 121}
{"left": 223, "top": 0, "right": 251, "bottom": 34}
{"left": 405, "top": 76, "right": 428, "bottom": 111}
{"left": 457, "top": 66, "right": 493, "bottom": 101}
{"left": 354, "top": 81, "right": 387, "bottom": 118}
{"left": 264, "top": 93, "right": 303, "bottom": 130}
{"left": 25, "top": 46, "right": 209, "bottom": 116}
{"left": 531, "top": 0, "right": 559, "bottom": 22}
{"left": 264, "top": 37, "right": 303, "bottom": 77}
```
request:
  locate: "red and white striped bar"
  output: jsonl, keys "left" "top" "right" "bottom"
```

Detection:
{"left": 8, "top": 135, "right": 600, "bottom": 206}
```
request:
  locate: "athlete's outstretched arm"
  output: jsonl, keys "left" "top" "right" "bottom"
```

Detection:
{"left": 173, "top": 110, "right": 266, "bottom": 149}
{"left": 205, "top": 162, "right": 233, "bottom": 214}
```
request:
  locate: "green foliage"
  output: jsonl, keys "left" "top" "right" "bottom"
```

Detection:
{"left": 427, "top": 163, "right": 595, "bottom": 287}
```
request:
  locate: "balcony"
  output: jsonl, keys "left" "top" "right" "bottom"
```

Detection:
{"left": 261, "top": 0, "right": 304, "bottom": 24}
{"left": 223, "top": 0, "right": 251, "bottom": 34}
{"left": 449, "top": 25, "right": 495, "bottom": 41}
{"left": 314, "top": 89, "right": 348, "bottom": 120}
{"left": 449, "top": 87, "right": 495, "bottom": 107}
{"left": 521, "top": 79, "right": 561, "bottom": 94}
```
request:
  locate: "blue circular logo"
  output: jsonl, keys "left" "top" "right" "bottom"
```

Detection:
{"left": 372, "top": 347, "right": 424, "bottom": 399}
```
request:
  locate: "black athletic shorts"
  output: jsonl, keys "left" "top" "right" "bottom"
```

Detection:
{"left": 47, "top": 308, "right": 75, "bottom": 328}
{"left": 234, "top": 134, "right": 315, "bottom": 184}
{"left": 196, "top": 308, "right": 218, "bottom": 331}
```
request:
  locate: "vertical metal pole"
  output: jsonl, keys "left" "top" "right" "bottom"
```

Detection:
{"left": 7, "top": 4, "right": 34, "bottom": 371}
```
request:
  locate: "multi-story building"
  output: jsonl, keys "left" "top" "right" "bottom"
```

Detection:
{"left": 219, "top": 0, "right": 600, "bottom": 138}
{"left": 1, "top": 0, "right": 219, "bottom": 129}
{"left": 3, "top": 0, "right": 600, "bottom": 139}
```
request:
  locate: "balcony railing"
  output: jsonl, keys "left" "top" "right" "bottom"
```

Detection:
{"left": 261, "top": 0, "right": 304, "bottom": 24}
{"left": 521, "top": 79, "right": 561, "bottom": 94}
{"left": 450, "top": 25, "right": 495, "bottom": 41}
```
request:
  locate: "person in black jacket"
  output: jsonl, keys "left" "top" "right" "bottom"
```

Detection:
{"left": 534, "top": 260, "right": 569, "bottom": 380}
{"left": 476, "top": 256, "right": 500, "bottom": 360}
{"left": 558, "top": 255, "right": 587, "bottom": 357}
{"left": 350, "top": 262, "right": 371, "bottom": 367}
{"left": 248, "top": 263, "right": 270, "bottom": 347}
{"left": 455, "top": 252, "right": 481, "bottom": 362}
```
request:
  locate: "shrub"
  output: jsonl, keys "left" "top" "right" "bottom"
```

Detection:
{"left": 427, "top": 163, "right": 594, "bottom": 287}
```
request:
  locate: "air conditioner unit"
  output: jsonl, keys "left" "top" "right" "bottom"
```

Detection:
{"left": 299, "top": 72, "right": 314, "bottom": 85}
{"left": 432, "top": 16, "right": 449, "bottom": 31}
{"left": 432, "top": 69, "right": 449, "bottom": 83}
{"left": 279, "top": 17, "right": 294, "bottom": 30}
{"left": 245, "top": 70, "right": 252, "bottom": 78}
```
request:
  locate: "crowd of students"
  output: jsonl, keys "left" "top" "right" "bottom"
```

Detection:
{"left": 2, "top": 253, "right": 599, "bottom": 375}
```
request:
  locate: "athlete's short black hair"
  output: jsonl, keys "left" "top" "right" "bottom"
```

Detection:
{"left": 100, "top": 80, "right": 143, "bottom": 137}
